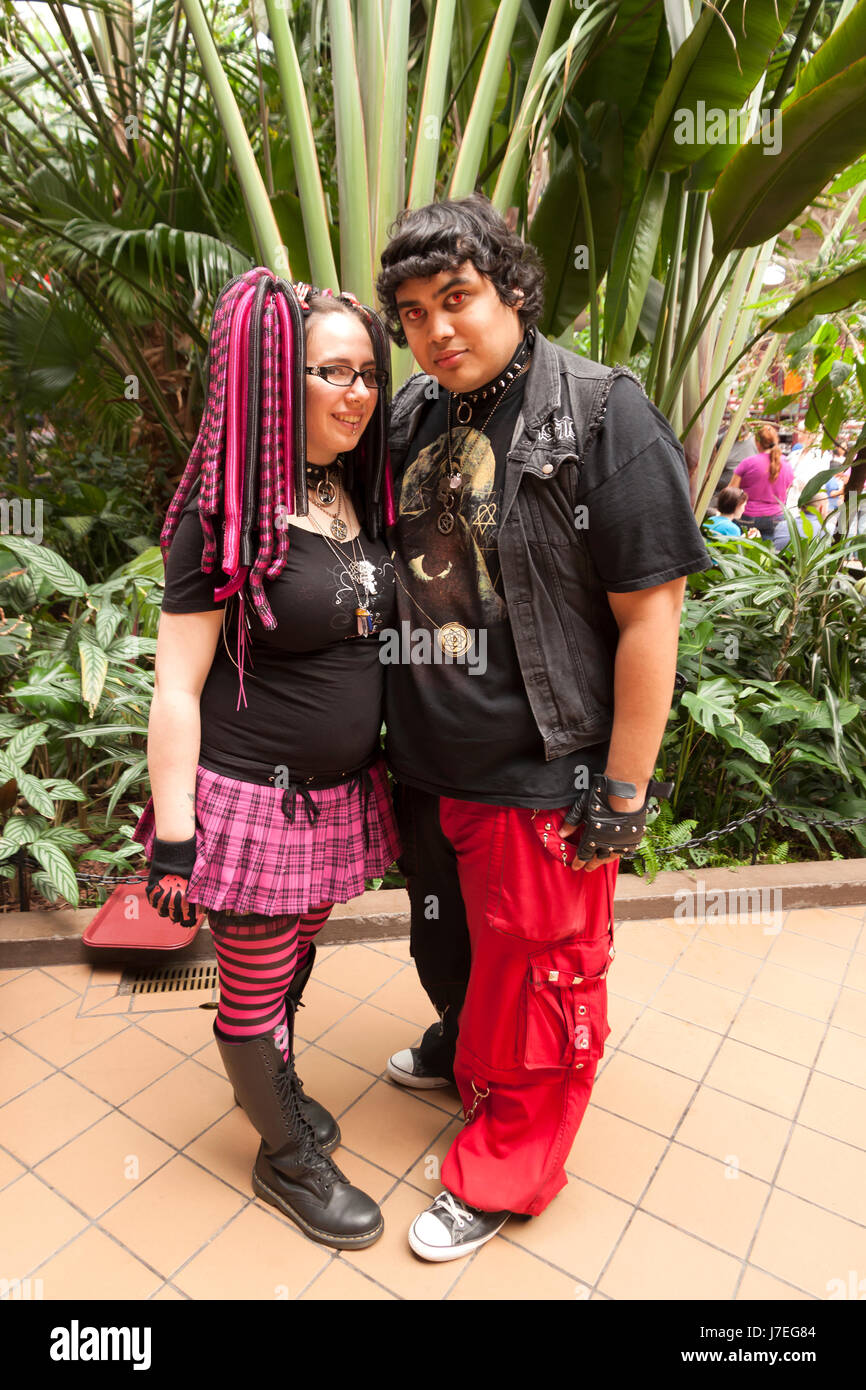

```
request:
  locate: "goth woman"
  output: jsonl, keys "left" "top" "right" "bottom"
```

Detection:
{"left": 133, "top": 268, "right": 399, "bottom": 1250}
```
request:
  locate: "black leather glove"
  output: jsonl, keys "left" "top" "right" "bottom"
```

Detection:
{"left": 564, "top": 774, "right": 674, "bottom": 862}
{"left": 146, "top": 836, "right": 199, "bottom": 927}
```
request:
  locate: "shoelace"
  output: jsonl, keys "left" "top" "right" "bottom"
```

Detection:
{"left": 432, "top": 1190, "right": 475, "bottom": 1231}
{"left": 273, "top": 1068, "right": 344, "bottom": 1190}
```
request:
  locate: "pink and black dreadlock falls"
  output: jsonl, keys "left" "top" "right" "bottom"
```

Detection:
{"left": 160, "top": 268, "right": 396, "bottom": 641}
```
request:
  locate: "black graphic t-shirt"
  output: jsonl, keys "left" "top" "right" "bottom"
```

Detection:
{"left": 162, "top": 486, "right": 396, "bottom": 782}
{"left": 385, "top": 352, "right": 708, "bottom": 808}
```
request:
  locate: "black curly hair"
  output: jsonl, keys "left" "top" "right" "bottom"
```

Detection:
{"left": 376, "top": 193, "right": 546, "bottom": 347}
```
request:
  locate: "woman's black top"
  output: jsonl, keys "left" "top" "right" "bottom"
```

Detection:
{"left": 161, "top": 491, "right": 396, "bottom": 782}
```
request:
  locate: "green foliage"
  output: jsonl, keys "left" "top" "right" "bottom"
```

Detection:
{"left": 0, "top": 537, "right": 163, "bottom": 908}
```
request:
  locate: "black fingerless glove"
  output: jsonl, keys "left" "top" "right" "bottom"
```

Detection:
{"left": 564, "top": 775, "right": 674, "bottom": 862}
{"left": 146, "top": 836, "right": 199, "bottom": 927}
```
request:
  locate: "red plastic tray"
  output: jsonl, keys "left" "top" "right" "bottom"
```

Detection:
{"left": 81, "top": 881, "right": 202, "bottom": 953}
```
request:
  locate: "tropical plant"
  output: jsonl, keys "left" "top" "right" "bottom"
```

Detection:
{"left": 0, "top": 537, "right": 163, "bottom": 907}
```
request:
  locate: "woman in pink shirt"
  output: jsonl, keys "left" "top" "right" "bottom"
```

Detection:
{"left": 731, "top": 424, "right": 794, "bottom": 543}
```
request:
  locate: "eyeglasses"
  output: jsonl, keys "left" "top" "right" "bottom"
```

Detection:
{"left": 305, "top": 364, "right": 388, "bottom": 390}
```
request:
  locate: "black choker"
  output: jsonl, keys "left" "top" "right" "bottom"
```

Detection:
{"left": 452, "top": 331, "right": 533, "bottom": 425}
{"left": 305, "top": 460, "right": 342, "bottom": 506}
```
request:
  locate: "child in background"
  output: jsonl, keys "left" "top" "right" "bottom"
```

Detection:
{"left": 704, "top": 487, "right": 760, "bottom": 540}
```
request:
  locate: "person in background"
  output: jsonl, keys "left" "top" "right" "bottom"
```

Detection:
{"left": 709, "top": 422, "right": 757, "bottom": 510}
{"left": 731, "top": 424, "right": 794, "bottom": 542}
{"left": 703, "top": 487, "right": 760, "bottom": 540}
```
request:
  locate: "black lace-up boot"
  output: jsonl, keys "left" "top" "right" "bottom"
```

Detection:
{"left": 231, "top": 941, "right": 340, "bottom": 1154}
{"left": 215, "top": 1025, "right": 383, "bottom": 1250}
{"left": 283, "top": 942, "right": 340, "bottom": 1153}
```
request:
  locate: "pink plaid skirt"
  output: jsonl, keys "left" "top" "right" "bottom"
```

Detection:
{"left": 132, "top": 758, "right": 400, "bottom": 927}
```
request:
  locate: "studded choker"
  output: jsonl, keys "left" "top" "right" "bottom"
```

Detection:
{"left": 452, "top": 331, "right": 533, "bottom": 425}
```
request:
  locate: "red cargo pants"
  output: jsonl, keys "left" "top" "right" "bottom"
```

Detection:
{"left": 437, "top": 797, "right": 617, "bottom": 1216}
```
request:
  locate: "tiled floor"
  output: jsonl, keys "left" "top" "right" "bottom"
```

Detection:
{"left": 1, "top": 904, "right": 865, "bottom": 1301}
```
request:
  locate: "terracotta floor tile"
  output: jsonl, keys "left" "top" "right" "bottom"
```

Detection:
{"left": 798, "top": 1072, "right": 866, "bottom": 1151}
{"left": 845, "top": 954, "right": 866, "bottom": 992}
{"left": 620, "top": 1009, "right": 720, "bottom": 1081}
{"left": 650, "top": 972, "right": 743, "bottom": 1032}
{"left": 367, "top": 939, "right": 412, "bottom": 962}
{"left": 403, "top": 1117, "right": 463, "bottom": 1197}
{"left": 34, "top": 1225, "right": 162, "bottom": 1301}
{"left": 0, "top": 971, "right": 78, "bottom": 1033}
{"left": 316, "top": 1001, "right": 418, "bottom": 1075}
{"left": 367, "top": 969, "right": 437, "bottom": 1028}
{"left": 676, "top": 940, "right": 760, "bottom": 993}
{"left": 612, "top": 920, "right": 689, "bottom": 967}
{"left": 65, "top": 1027, "right": 183, "bottom": 1106}
{"left": 606, "top": 953, "right": 668, "bottom": 1004}
{"left": 150, "top": 1285, "right": 187, "bottom": 1300}
{"left": 193, "top": 1035, "right": 226, "bottom": 1077}
{"left": 598, "top": 1210, "right": 741, "bottom": 1300}
{"left": 830, "top": 986, "right": 866, "bottom": 1039}
{"left": 605, "top": 994, "right": 642, "bottom": 1048}
{"left": 99, "top": 1154, "right": 245, "bottom": 1278}
{"left": 300, "top": 1257, "right": 396, "bottom": 1299}
{"left": 590, "top": 1053, "right": 697, "bottom": 1136}
{"left": 88, "top": 965, "right": 125, "bottom": 987}
{"left": 0, "top": 966, "right": 29, "bottom": 984}
{"left": 0, "top": 1146, "right": 26, "bottom": 1190}
{"left": 750, "top": 1188, "right": 866, "bottom": 1300}
{"left": 130, "top": 986, "right": 218, "bottom": 1014}
{"left": 121, "top": 1057, "right": 234, "bottom": 1148}
{"left": 34, "top": 1111, "right": 174, "bottom": 1218}
{"left": 783, "top": 908, "right": 862, "bottom": 950}
{"left": 78, "top": 986, "right": 133, "bottom": 1017}
{"left": 0, "top": 1173, "right": 88, "bottom": 1276}
{"left": 136, "top": 1009, "right": 215, "bottom": 1055}
{"left": 736, "top": 1266, "right": 814, "bottom": 1300}
{"left": 0, "top": 1036, "right": 53, "bottom": 1105}
{"left": 183, "top": 1107, "right": 257, "bottom": 1195}
{"left": 693, "top": 918, "right": 777, "bottom": 958}
{"left": 292, "top": 1046, "right": 376, "bottom": 1117}
{"left": 340, "top": 1182, "right": 471, "bottom": 1299}
{"left": 449, "top": 1234, "right": 579, "bottom": 1300}
{"left": 776, "top": 1126, "right": 866, "bottom": 1226}
{"left": 313, "top": 944, "right": 403, "bottom": 999}
{"left": 705, "top": 1039, "right": 808, "bottom": 1118}
{"left": 640, "top": 1144, "right": 769, "bottom": 1258}
{"left": 173, "top": 1203, "right": 329, "bottom": 1300}
{"left": 815, "top": 1025, "right": 866, "bottom": 1090}
{"left": 566, "top": 1107, "right": 667, "bottom": 1203}
{"left": 338, "top": 1081, "right": 453, "bottom": 1176}
{"left": 728, "top": 997, "right": 826, "bottom": 1067}
{"left": 507, "top": 1177, "right": 631, "bottom": 1283}
{"left": 674, "top": 1088, "right": 791, "bottom": 1183}
{"left": 0, "top": 1071, "right": 110, "bottom": 1165}
{"left": 749, "top": 963, "right": 839, "bottom": 1022}
{"left": 766, "top": 931, "right": 850, "bottom": 985}
{"left": 14, "top": 1000, "right": 129, "bottom": 1067}
{"left": 292, "top": 980, "right": 358, "bottom": 1042}
{"left": 40, "top": 963, "right": 94, "bottom": 990}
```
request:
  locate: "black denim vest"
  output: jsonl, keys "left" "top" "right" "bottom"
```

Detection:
{"left": 386, "top": 331, "right": 650, "bottom": 762}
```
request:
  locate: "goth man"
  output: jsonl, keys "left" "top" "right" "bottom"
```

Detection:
{"left": 376, "top": 194, "right": 711, "bottom": 1262}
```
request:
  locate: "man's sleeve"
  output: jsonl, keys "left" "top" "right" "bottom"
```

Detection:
{"left": 578, "top": 376, "right": 714, "bottom": 592}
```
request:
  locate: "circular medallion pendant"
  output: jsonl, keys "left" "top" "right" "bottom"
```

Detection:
{"left": 316, "top": 478, "right": 337, "bottom": 506}
{"left": 437, "top": 511, "right": 455, "bottom": 535}
{"left": 437, "top": 622, "right": 473, "bottom": 656}
{"left": 330, "top": 518, "right": 348, "bottom": 540}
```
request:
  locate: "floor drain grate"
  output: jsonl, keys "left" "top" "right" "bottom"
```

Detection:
{"left": 119, "top": 961, "right": 219, "bottom": 995}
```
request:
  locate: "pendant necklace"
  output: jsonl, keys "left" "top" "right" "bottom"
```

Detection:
{"left": 305, "top": 459, "right": 340, "bottom": 507}
{"left": 307, "top": 473, "right": 349, "bottom": 540}
{"left": 306, "top": 510, "right": 378, "bottom": 637}
{"left": 439, "top": 349, "right": 532, "bottom": 537}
